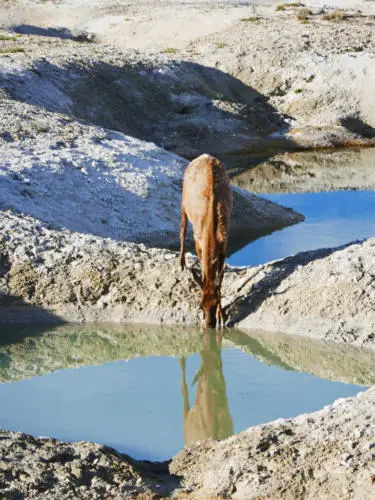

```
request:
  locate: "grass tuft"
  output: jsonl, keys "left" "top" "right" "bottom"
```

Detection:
{"left": 345, "top": 46, "right": 364, "bottom": 53}
{"left": 322, "top": 9, "right": 345, "bottom": 21}
{"left": 276, "top": 2, "right": 303, "bottom": 11}
{"left": 240, "top": 17, "right": 258, "bottom": 22}
{"left": 0, "top": 35, "right": 19, "bottom": 41}
{"left": 297, "top": 8, "right": 311, "bottom": 21}
{"left": 161, "top": 47, "right": 178, "bottom": 54}
{"left": 0, "top": 47, "right": 25, "bottom": 54}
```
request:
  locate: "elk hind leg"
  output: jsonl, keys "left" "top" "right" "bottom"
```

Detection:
{"left": 216, "top": 300, "right": 223, "bottom": 327}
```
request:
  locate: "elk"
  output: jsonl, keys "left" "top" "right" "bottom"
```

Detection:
{"left": 179, "top": 154, "right": 232, "bottom": 328}
{"left": 179, "top": 329, "right": 233, "bottom": 447}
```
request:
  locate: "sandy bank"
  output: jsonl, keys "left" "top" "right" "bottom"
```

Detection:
{"left": 171, "top": 386, "right": 375, "bottom": 499}
{"left": 230, "top": 148, "right": 375, "bottom": 193}
{"left": 1, "top": 206, "right": 374, "bottom": 354}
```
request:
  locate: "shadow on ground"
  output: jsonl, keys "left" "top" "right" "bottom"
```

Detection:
{"left": 0, "top": 296, "right": 64, "bottom": 344}
{"left": 0, "top": 55, "right": 305, "bottom": 262}
{"left": 11, "top": 24, "right": 95, "bottom": 43}
{"left": 2, "top": 55, "right": 296, "bottom": 158}
{"left": 340, "top": 116, "right": 375, "bottom": 139}
{"left": 0, "top": 300, "right": 64, "bottom": 334}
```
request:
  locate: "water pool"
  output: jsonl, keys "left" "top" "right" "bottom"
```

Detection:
{"left": 228, "top": 190, "right": 375, "bottom": 266}
{"left": 1, "top": 180, "right": 375, "bottom": 461}
{"left": 0, "top": 324, "right": 369, "bottom": 461}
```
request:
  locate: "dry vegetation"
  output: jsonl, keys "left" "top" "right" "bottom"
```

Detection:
{"left": 297, "top": 7, "right": 312, "bottom": 21}
{"left": 322, "top": 9, "right": 346, "bottom": 21}
{"left": 276, "top": 2, "right": 303, "bottom": 12}
{"left": 240, "top": 17, "right": 258, "bottom": 22}
{"left": 161, "top": 47, "right": 178, "bottom": 54}
{"left": 0, "top": 47, "right": 25, "bottom": 53}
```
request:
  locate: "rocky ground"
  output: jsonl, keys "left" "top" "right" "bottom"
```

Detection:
{"left": 1, "top": 207, "right": 374, "bottom": 348}
{"left": 170, "top": 387, "right": 375, "bottom": 499}
{"left": 0, "top": 429, "right": 180, "bottom": 499}
{"left": 229, "top": 238, "right": 375, "bottom": 348}
{"left": 0, "top": 99, "right": 303, "bottom": 252}
{"left": 230, "top": 148, "right": 375, "bottom": 193}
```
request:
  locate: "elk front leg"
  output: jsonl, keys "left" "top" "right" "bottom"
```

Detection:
{"left": 179, "top": 209, "right": 187, "bottom": 270}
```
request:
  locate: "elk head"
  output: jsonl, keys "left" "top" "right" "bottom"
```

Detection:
{"left": 191, "top": 267, "right": 223, "bottom": 329}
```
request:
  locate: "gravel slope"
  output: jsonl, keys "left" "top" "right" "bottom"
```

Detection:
{"left": 0, "top": 99, "right": 303, "bottom": 251}
{"left": 170, "top": 387, "right": 375, "bottom": 499}
{"left": 228, "top": 238, "right": 375, "bottom": 348}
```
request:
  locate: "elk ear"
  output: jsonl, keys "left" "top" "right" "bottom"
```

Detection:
{"left": 190, "top": 267, "right": 203, "bottom": 289}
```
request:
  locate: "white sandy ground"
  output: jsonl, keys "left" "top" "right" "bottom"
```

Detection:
{"left": 183, "top": 9, "right": 375, "bottom": 143}
{"left": 1, "top": 0, "right": 375, "bottom": 154}
{"left": 0, "top": 109, "right": 189, "bottom": 246}
{"left": 0, "top": 1, "right": 286, "bottom": 51}
{"left": 1, "top": 0, "right": 374, "bottom": 51}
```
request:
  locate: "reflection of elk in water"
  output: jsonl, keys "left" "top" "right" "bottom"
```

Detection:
{"left": 179, "top": 154, "right": 232, "bottom": 328}
{"left": 180, "top": 330, "right": 233, "bottom": 447}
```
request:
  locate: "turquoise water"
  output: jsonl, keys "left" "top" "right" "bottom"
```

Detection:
{"left": 0, "top": 326, "right": 365, "bottom": 461}
{"left": 229, "top": 190, "right": 375, "bottom": 266}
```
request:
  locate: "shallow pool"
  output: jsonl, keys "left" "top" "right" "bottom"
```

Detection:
{"left": 228, "top": 190, "right": 375, "bottom": 267}
{"left": 0, "top": 324, "right": 368, "bottom": 461}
